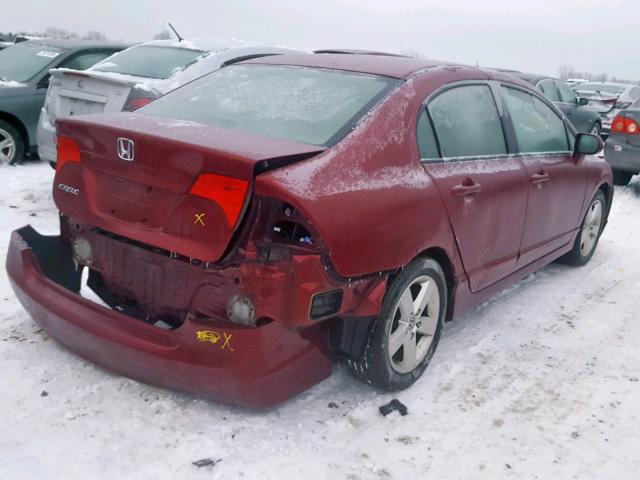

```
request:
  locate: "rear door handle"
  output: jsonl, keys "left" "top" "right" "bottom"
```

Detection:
{"left": 451, "top": 182, "right": 482, "bottom": 197}
{"left": 531, "top": 172, "right": 550, "bottom": 184}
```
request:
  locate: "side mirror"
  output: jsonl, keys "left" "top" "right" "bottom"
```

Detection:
{"left": 578, "top": 97, "right": 589, "bottom": 106}
{"left": 574, "top": 133, "right": 603, "bottom": 155}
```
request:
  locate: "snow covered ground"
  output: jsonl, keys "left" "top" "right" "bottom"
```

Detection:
{"left": 1, "top": 161, "right": 639, "bottom": 480}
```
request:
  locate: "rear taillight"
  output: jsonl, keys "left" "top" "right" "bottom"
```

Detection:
{"left": 123, "top": 97, "right": 154, "bottom": 111}
{"left": 56, "top": 135, "right": 81, "bottom": 171}
{"left": 189, "top": 173, "right": 249, "bottom": 228}
{"left": 123, "top": 87, "right": 159, "bottom": 112}
{"left": 611, "top": 116, "right": 640, "bottom": 135}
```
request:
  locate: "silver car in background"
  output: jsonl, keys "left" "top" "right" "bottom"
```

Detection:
{"left": 37, "top": 39, "right": 301, "bottom": 165}
{"left": 573, "top": 82, "right": 640, "bottom": 136}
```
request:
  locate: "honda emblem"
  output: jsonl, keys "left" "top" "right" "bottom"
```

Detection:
{"left": 117, "top": 137, "right": 134, "bottom": 161}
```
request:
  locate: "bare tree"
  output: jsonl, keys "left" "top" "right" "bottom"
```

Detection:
{"left": 83, "top": 31, "right": 108, "bottom": 41}
{"left": 44, "top": 27, "right": 79, "bottom": 39}
{"left": 558, "top": 64, "right": 574, "bottom": 81}
{"left": 153, "top": 30, "right": 171, "bottom": 40}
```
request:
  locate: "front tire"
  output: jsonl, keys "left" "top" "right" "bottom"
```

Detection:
{"left": 0, "top": 120, "right": 24, "bottom": 166}
{"left": 559, "top": 191, "right": 606, "bottom": 266}
{"left": 347, "top": 257, "right": 447, "bottom": 391}
{"left": 612, "top": 169, "right": 633, "bottom": 186}
{"left": 590, "top": 122, "right": 602, "bottom": 137}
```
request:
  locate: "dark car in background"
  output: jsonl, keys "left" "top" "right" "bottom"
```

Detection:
{"left": 604, "top": 99, "right": 640, "bottom": 185}
{"left": 505, "top": 72, "right": 602, "bottom": 135}
{"left": 0, "top": 39, "right": 127, "bottom": 165}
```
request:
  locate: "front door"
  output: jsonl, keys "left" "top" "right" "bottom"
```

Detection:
{"left": 419, "top": 84, "right": 529, "bottom": 292}
{"left": 499, "top": 85, "right": 586, "bottom": 266}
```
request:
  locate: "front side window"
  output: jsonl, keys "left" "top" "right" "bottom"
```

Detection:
{"left": 141, "top": 64, "right": 398, "bottom": 147}
{"left": 91, "top": 46, "right": 205, "bottom": 79}
{"left": 502, "top": 87, "right": 570, "bottom": 153}
{"left": 0, "top": 43, "right": 64, "bottom": 82}
{"left": 538, "top": 79, "right": 561, "bottom": 102}
{"left": 427, "top": 84, "right": 506, "bottom": 158}
{"left": 630, "top": 88, "right": 640, "bottom": 101}
{"left": 556, "top": 81, "right": 578, "bottom": 104}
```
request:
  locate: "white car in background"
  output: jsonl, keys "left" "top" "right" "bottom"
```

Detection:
{"left": 37, "top": 39, "right": 301, "bottom": 165}
{"left": 573, "top": 82, "right": 640, "bottom": 136}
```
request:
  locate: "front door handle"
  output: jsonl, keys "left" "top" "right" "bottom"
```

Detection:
{"left": 451, "top": 181, "right": 482, "bottom": 197}
{"left": 531, "top": 172, "right": 550, "bottom": 184}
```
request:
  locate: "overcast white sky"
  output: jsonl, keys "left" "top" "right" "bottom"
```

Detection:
{"left": 3, "top": 0, "right": 639, "bottom": 79}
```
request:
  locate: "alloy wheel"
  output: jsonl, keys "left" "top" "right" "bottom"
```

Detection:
{"left": 0, "top": 128, "right": 16, "bottom": 165}
{"left": 387, "top": 275, "right": 440, "bottom": 374}
{"left": 579, "top": 199, "right": 603, "bottom": 257}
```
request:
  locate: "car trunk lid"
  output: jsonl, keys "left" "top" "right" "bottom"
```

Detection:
{"left": 54, "top": 113, "right": 325, "bottom": 261}
{"left": 575, "top": 89, "right": 619, "bottom": 114}
{"left": 45, "top": 69, "right": 149, "bottom": 123}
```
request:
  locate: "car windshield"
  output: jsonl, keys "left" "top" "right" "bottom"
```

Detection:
{"left": 0, "top": 43, "right": 64, "bottom": 82}
{"left": 140, "top": 64, "right": 399, "bottom": 146}
{"left": 91, "top": 45, "right": 205, "bottom": 79}
{"left": 577, "top": 84, "right": 626, "bottom": 95}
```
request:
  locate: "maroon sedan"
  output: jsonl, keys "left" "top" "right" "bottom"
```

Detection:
{"left": 6, "top": 54, "right": 612, "bottom": 407}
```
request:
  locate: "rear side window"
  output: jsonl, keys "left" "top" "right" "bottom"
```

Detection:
{"left": 91, "top": 46, "right": 205, "bottom": 79}
{"left": 427, "top": 85, "right": 506, "bottom": 158}
{"left": 538, "top": 79, "right": 560, "bottom": 102}
{"left": 416, "top": 110, "right": 439, "bottom": 159}
{"left": 59, "top": 50, "right": 116, "bottom": 71}
{"left": 502, "top": 87, "right": 570, "bottom": 153}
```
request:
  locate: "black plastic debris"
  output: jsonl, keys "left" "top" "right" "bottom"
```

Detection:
{"left": 192, "top": 458, "right": 221, "bottom": 468}
{"left": 379, "top": 399, "right": 408, "bottom": 417}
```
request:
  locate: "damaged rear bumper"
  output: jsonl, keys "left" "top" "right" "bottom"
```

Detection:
{"left": 6, "top": 226, "right": 333, "bottom": 408}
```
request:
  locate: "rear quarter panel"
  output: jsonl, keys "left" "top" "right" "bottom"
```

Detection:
{"left": 255, "top": 67, "right": 487, "bottom": 280}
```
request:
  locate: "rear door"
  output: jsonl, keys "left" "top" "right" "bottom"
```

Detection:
{"left": 499, "top": 85, "right": 586, "bottom": 266}
{"left": 420, "top": 83, "right": 529, "bottom": 292}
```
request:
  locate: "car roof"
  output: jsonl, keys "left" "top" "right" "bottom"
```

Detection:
{"left": 138, "top": 38, "right": 276, "bottom": 53}
{"left": 491, "top": 69, "right": 556, "bottom": 86}
{"left": 20, "top": 38, "right": 129, "bottom": 50}
{"left": 242, "top": 53, "right": 457, "bottom": 79}
{"left": 313, "top": 49, "right": 407, "bottom": 57}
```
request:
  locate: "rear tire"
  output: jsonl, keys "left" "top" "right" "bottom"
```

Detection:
{"left": 347, "top": 257, "right": 447, "bottom": 391}
{"left": 0, "top": 120, "right": 24, "bottom": 166}
{"left": 612, "top": 169, "right": 633, "bottom": 186}
{"left": 558, "top": 191, "right": 606, "bottom": 266}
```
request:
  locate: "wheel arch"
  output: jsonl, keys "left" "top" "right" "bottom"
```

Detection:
{"left": 0, "top": 111, "right": 29, "bottom": 151}
{"left": 407, "top": 246, "right": 457, "bottom": 321}
{"left": 597, "top": 181, "right": 613, "bottom": 223}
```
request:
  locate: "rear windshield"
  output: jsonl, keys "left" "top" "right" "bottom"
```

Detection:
{"left": 91, "top": 45, "right": 205, "bottom": 79}
{"left": 0, "top": 43, "right": 64, "bottom": 82}
{"left": 577, "top": 84, "right": 626, "bottom": 95}
{"left": 140, "top": 64, "right": 398, "bottom": 146}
